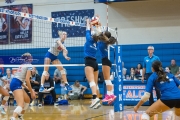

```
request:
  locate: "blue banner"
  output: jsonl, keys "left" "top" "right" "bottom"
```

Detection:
{"left": 51, "top": 9, "right": 94, "bottom": 38}
{"left": 123, "top": 85, "right": 157, "bottom": 101}
{"left": 114, "top": 45, "right": 124, "bottom": 112}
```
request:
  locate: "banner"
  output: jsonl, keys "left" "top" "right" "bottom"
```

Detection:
{"left": 123, "top": 85, "right": 157, "bottom": 101}
{"left": 0, "top": 6, "right": 9, "bottom": 45}
{"left": 51, "top": 9, "right": 94, "bottom": 38}
{"left": 9, "top": 4, "right": 32, "bottom": 44}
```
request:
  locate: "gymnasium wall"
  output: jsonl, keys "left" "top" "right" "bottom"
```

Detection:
{"left": 108, "top": 0, "right": 180, "bottom": 44}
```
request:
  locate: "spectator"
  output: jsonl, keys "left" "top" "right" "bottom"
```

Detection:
{"left": 29, "top": 67, "right": 40, "bottom": 106}
{"left": 165, "top": 67, "right": 171, "bottom": 73}
{"left": 135, "top": 63, "right": 143, "bottom": 76}
{"left": 169, "top": 59, "right": 179, "bottom": 75}
{"left": 53, "top": 68, "right": 67, "bottom": 84}
{"left": 69, "top": 80, "right": 87, "bottom": 100}
{"left": 1, "top": 68, "right": 14, "bottom": 91}
{"left": 38, "top": 73, "right": 57, "bottom": 107}
{"left": 142, "top": 46, "right": 161, "bottom": 105}
{"left": 122, "top": 62, "right": 127, "bottom": 80}
{"left": 129, "top": 67, "right": 137, "bottom": 80}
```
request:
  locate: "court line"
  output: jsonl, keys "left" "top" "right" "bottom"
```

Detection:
{"left": 84, "top": 106, "right": 134, "bottom": 120}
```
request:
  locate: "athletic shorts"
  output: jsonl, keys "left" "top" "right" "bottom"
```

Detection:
{"left": 102, "top": 57, "right": 112, "bottom": 67}
{"left": 161, "top": 99, "right": 180, "bottom": 108}
{"left": 45, "top": 52, "right": 58, "bottom": 62}
{"left": 84, "top": 57, "right": 98, "bottom": 71}
{"left": 10, "top": 78, "right": 23, "bottom": 92}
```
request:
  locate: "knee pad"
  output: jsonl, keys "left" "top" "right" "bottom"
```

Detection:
{"left": 23, "top": 103, "right": 29, "bottom": 110}
{"left": 60, "top": 69, "right": 66, "bottom": 75}
{"left": 89, "top": 81, "right": 96, "bottom": 88}
{"left": 42, "top": 71, "right": 49, "bottom": 76}
{"left": 96, "top": 85, "right": 99, "bottom": 90}
{"left": 105, "top": 80, "right": 113, "bottom": 85}
{"left": 14, "top": 106, "right": 22, "bottom": 114}
{"left": 141, "top": 113, "right": 150, "bottom": 120}
{"left": 141, "top": 92, "right": 150, "bottom": 102}
{"left": 3, "top": 96, "right": 9, "bottom": 101}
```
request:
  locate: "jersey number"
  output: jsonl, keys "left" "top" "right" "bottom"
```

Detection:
{"left": 57, "top": 46, "right": 62, "bottom": 50}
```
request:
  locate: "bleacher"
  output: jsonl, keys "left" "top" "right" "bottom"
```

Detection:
{"left": 1, "top": 43, "right": 180, "bottom": 99}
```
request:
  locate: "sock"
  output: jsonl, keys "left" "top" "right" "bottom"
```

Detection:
{"left": 1, "top": 105, "right": 4, "bottom": 108}
{"left": 107, "top": 91, "right": 112, "bottom": 95}
{"left": 41, "top": 84, "right": 44, "bottom": 86}
{"left": 92, "top": 94, "right": 97, "bottom": 99}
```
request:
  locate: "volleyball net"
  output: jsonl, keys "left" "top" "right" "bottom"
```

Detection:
{"left": 0, "top": 7, "right": 123, "bottom": 112}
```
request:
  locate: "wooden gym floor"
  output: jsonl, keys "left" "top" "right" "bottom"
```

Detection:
{"left": 0, "top": 100, "right": 175, "bottom": 120}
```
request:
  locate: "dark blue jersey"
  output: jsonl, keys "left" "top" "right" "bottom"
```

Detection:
{"left": 146, "top": 72, "right": 180, "bottom": 100}
{"left": 84, "top": 30, "right": 97, "bottom": 59}
{"left": 98, "top": 41, "right": 108, "bottom": 58}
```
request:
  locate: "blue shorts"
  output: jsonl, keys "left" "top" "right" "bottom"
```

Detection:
{"left": 45, "top": 52, "right": 58, "bottom": 62}
{"left": 10, "top": 78, "right": 23, "bottom": 92}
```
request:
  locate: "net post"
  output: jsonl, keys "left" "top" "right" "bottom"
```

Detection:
{"left": 113, "top": 45, "right": 124, "bottom": 113}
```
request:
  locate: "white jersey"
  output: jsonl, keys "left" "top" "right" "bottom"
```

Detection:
{"left": 48, "top": 39, "right": 65, "bottom": 56}
{"left": 0, "top": 18, "right": 6, "bottom": 32}
{"left": 20, "top": 17, "right": 30, "bottom": 31}
{"left": 14, "top": 64, "right": 32, "bottom": 82}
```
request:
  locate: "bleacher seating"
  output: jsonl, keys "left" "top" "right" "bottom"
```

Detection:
{"left": 1, "top": 43, "right": 180, "bottom": 98}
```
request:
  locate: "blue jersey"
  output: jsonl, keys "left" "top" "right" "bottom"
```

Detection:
{"left": 98, "top": 41, "right": 108, "bottom": 58}
{"left": 84, "top": 30, "right": 97, "bottom": 59}
{"left": 143, "top": 55, "right": 160, "bottom": 73}
{"left": 146, "top": 73, "right": 180, "bottom": 100}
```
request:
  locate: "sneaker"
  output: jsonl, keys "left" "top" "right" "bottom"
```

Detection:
{"left": 18, "top": 115, "right": 24, "bottom": 120}
{"left": 89, "top": 98, "right": 100, "bottom": 108}
{"left": 10, "top": 117, "right": 16, "bottom": 120}
{"left": 38, "top": 104, "right": 42, "bottom": 107}
{"left": 108, "top": 95, "right": 117, "bottom": 105}
{"left": 93, "top": 103, "right": 101, "bottom": 109}
{"left": 30, "top": 100, "right": 35, "bottom": 106}
{"left": 65, "top": 85, "right": 72, "bottom": 91}
{"left": 54, "top": 103, "right": 59, "bottom": 106}
{"left": 39, "top": 86, "right": 45, "bottom": 92}
{"left": 0, "top": 106, "right": 6, "bottom": 115}
{"left": 102, "top": 95, "right": 110, "bottom": 102}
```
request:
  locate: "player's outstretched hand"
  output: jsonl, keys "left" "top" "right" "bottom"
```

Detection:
{"left": 134, "top": 106, "right": 139, "bottom": 113}
{"left": 65, "top": 56, "right": 71, "bottom": 61}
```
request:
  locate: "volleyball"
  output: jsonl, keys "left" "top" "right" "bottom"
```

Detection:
{"left": 91, "top": 16, "right": 100, "bottom": 26}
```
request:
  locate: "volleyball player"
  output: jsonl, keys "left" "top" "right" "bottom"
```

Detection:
{"left": 0, "top": 77, "right": 10, "bottom": 115}
{"left": 39, "top": 31, "right": 71, "bottom": 92}
{"left": 98, "top": 32, "right": 117, "bottom": 104}
{"left": 10, "top": 53, "right": 36, "bottom": 120}
{"left": 84, "top": 18, "right": 102, "bottom": 109}
{"left": 134, "top": 60, "right": 180, "bottom": 120}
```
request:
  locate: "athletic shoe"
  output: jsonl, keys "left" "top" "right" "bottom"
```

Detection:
{"left": 0, "top": 106, "right": 6, "bottom": 115}
{"left": 39, "top": 86, "right": 45, "bottom": 92}
{"left": 108, "top": 94, "right": 117, "bottom": 105}
{"left": 64, "top": 85, "right": 72, "bottom": 91}
{"left": 18, "top": 115, "right": 24, "bottom": 120}
{"left": 89, "top": 98, "right": 100, "bottom": 108}
{"left": 38, "top": 104, "right": 42, "bottom": 107}
{"left": 54, "top": 103, "right": 59, "bottom": 106}
{"left": 10, "top": 117, "right": 16, "bottom": 120}
{"left": 102, "top": 95, "right": 111, "bottom": 102}
{"left": 93, "top": 103, "right": 101, "bottom": 109}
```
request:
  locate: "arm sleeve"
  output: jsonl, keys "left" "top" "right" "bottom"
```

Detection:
{"left": 145, "top": 74, "right": 155, "bottom": 93}
{"left": 86, "top": 30, "right": 93, "bottom": 42}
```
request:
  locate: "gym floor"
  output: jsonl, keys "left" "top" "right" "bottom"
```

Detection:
{"left": 1, "top": 100, "right": 174, "bottom": 120}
